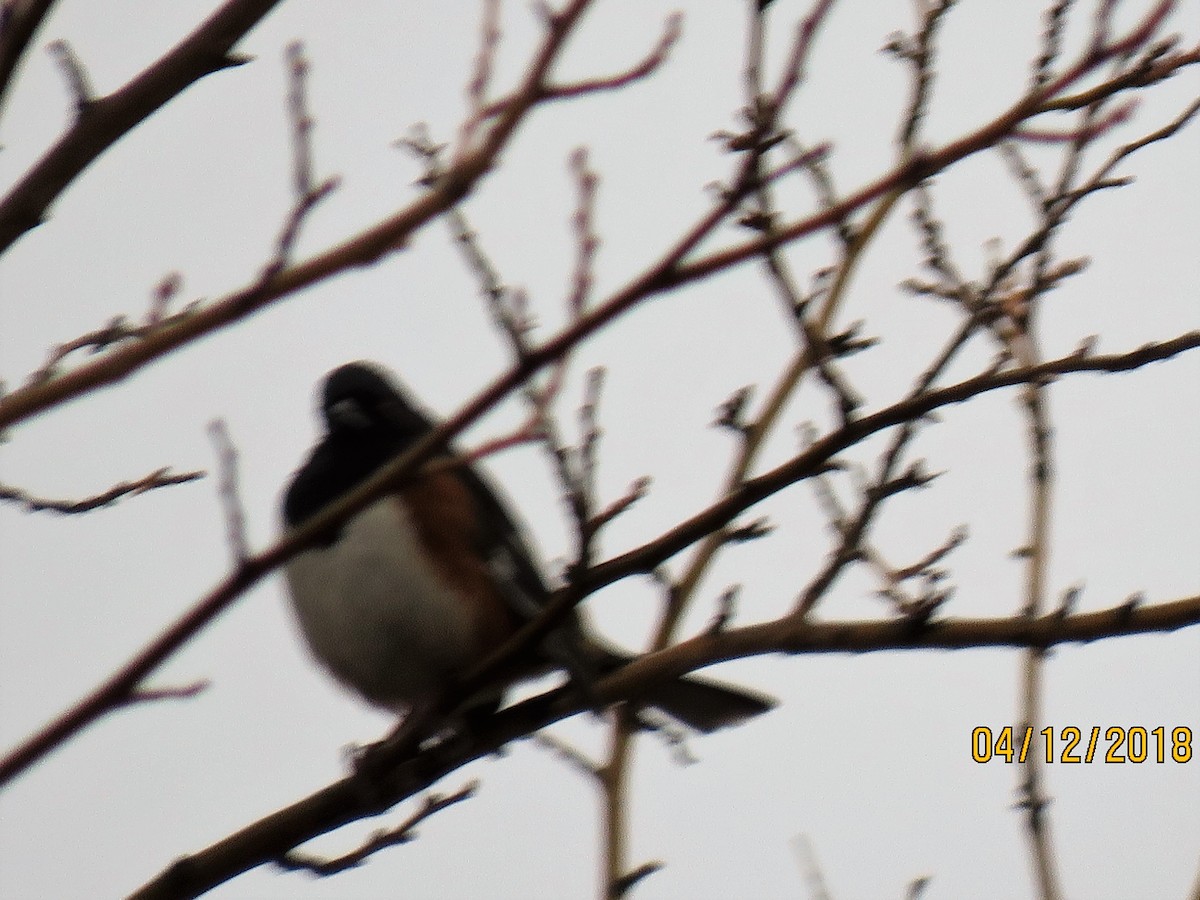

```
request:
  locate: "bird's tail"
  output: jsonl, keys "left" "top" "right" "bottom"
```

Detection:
{"left": 544, "top": 618, "right": 775, "bottom": 733}
{"left": 638, "top": 670, "right": 776, "bottom": 733}
{"left": 585, "top": 646, "right": 775, "bottom": 733}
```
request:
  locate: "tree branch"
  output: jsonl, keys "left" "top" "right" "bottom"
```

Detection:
{"left": 0, "top": 467, "right": 203, "bottom": 514}
{"left": 126, "top": 589, "right": 1200, "bottom": 899}
{"left": 0, "top": 0, "right": 283, "bottom": 253}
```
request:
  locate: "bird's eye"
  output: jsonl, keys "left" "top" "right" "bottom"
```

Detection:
{"left": 326, "top": 395, "right": 375, "bottom": 431}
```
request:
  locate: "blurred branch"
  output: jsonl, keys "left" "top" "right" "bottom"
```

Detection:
{"left": 123, "top": 680, "right": 211, "bottom": 706}
{"left": 0, "top": 0, "right": 616, "bottom": 430}
{"left": 261, "top": 41, "right": 339, "bottom": 276}
{"left": 604, "top": 2, "right": 841, "bottom": 885}
{"left": 478, "top": 11, "right": 683, "bottom": 114}
{"left": 0, "top": 467, "right": 203, "bottom": 514}
{"left": 126, "top": 587, "right": 1200, "bottom": 899}
{"left": 532, "top": 732, "right": 602, "bottom": 779}
{"left": 1037, "top": 43, "right": 1200, "bottom": 112}
{"left": 0, "top": 0, "right": 59, "bottom": 116}
{"left": 0, "top": 0, "right": 280, "bottom": 253}
{"left": 892, "top": 0, "right": 957, "bottom": 150}
{"left": 587, "top": 331, "right": 1200, "bottom": 591}
{"left": 2, "top": 323, "right": 1194, "bottom": 790}
{"left": 274, "top": 781, "right": 478, "bottom": 876}
{"left": 1013, "top": 333, "right": 1060, "bottom": 900}
{"left": 455, "top": 0, "right": 502, "bottom": 151}
{"left": 791, "top": 834, "right": 833, "bottom": 900}
{"left": 46, "top": 38, "right": 93, "bottom": 111}
{"left": 207, "top": 419, "right": 249, "bottom": 564}
{"left": 1031, "top": 0, "right": 1075, "bottom": 90}
{"left": 25, "top": 273, "right": 191, "bottom": 385}
{"left": 566, "top": 146, "right": 600, "bottom": 320}
{"left": 610, "top": 860, "right": 665, "bottom": 899}
{"left": 1, "top": 0, "right": 1189, "bottom": 434}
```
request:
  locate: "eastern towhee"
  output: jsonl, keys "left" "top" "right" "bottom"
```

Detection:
{"left": 282, "top": 362, "right": 774, "bottom": 732}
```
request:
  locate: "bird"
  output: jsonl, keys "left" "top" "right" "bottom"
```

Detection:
{"left": 281, "top": 361, "right": 775, "bottom": 733}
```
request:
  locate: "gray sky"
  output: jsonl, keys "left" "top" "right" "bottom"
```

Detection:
{"left": 2, "top": 1, "right": 1198, "bottom": 898}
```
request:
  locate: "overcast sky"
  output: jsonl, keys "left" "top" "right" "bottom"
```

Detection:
{"left": 2, "top": 1, "right": 1198, "bottom": 898}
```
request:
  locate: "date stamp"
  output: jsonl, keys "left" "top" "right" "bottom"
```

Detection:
{"left": 972, "top": 725, "right": 1193, "bottom": 764}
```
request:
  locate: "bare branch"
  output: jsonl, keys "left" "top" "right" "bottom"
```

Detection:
{"left": 1037, "top": 43, "right": 1200, "bottom": 112}
{"left": 463, "top": 415, "right": 546, "bottom": 463}
{"left": 567, "top": 146, "right": 600, "bottom": 317}
{"left": 456, "top": 0, "right": 502, "bottom": 152}
{"left": 3, "top": 9, "right": 1188, "bottom": 433}
{"left": 1012, "top": 98, "right": 1137, "bottom": 143}
{"left": 0, "top": 0, "right": 58, "bottom": 114}
{"left": 529, "top": 12, "right": 682, "bottom": 106}
{"left": 262, "top": 41, "right": 339, "bottom": 277}
{"left": 0, "top": 467, "right": 204, "bottom": 514}
{"left": 46, "top": 38, "right": 93, "bottom": 112}
{"left": 893, "top": 525, "right": 967, "bottom": 582}
{"left": 587, "top": 476, "right": 650, "bottom": 534}
{"left": 894, "top": 0, "right": 957, "bottom": 150}
{"left": 1031, "top": 0, "right": 1077, "bottom": 90}
{"left": 1, "top": 1, "right": 607, "bottom": 430}
{"left": 713, "top": 385, "right": 755, "bottom": 434}
{"left": 532, "top": 732, "right": 601, "bottom": 779}
{"left": 611, "top": 861, "right": 665, "bottom": 899}
{"left": 207, "top": 419, "right": 249, "bottom": 564}
{"left": 791, "top": 834, "right": 834, "bottom": 900}
{"left": 123, "top": 680, "right": 211, "bottom": 706}
{"left": 704, "top": 585, "right": 740, "bottom": 636}
{"left": 125, "top": 589, "right": 1200, "bottom": 899}
{"left": 590, "top": 331, "right": 1200, "bottom": 591}
{"left": 275, "top": 781, "right": 478, "bottom": 876}
{"left": 0, "top": 0, "right": 278, "bottom": 254}
{"left": 25, "top": 279, "right": 195, "bottom": 386}
{"left": 766, "top": 0, "right": 839, "bottom": 117}
{"left": 999, "top": 140, "right": 1048, "bottom": 207}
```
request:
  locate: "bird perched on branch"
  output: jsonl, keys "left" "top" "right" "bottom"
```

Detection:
{"left": 282, "top": 361, "right": 774, "bottom": 733}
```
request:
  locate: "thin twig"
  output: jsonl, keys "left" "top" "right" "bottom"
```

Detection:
{"left": 456, "top": 0, "right": 503, "bottom": 153}
{"left": 487, "top": 12, "right": 683, "bottom": 112}
{"left": 896, "top": 0, "right": 957, "bottom": 150}
{"left": 0, "top": 0, "right": 277, "bottom": 254}
{"left": 0, "top": 0, "right": 59, "bottom": 115}
{"left": 124, "top": 680, "right": 211, "bottom": 706}
{"left": 126, "top": 588, "right": 1200, "bottom": 899}
{"left": 1, "top": 1, "right": 1194, "bottom": 800}
{"left": 276, "top": 781, "right": 478, "bottom": 875}
{"left": 46, "top": 38, "right": 93, "bottom": 112}
{"left": 1032, "top": 0, "right": 1077, "bottom": 90}
{"left": 2, "top": 6, "right": 1191, "bottom": 431}
{"left": 207, "top": 419, "right": 250, "bottom": 564}
{"left": 566, "top": 147, "right": 600, "bottom": 317}
{"left": 610, "top": 860, "right": 665, "bottom": 899}
{"left": 0, "top": 467, "right": 204, "bottom": 514}
{"left": 531, "top": 732, "right": 601, "bottom": 779}
{"left": 264, "top": 41, "right": 340, "bottom": 275}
